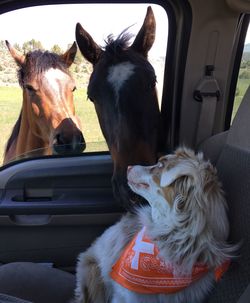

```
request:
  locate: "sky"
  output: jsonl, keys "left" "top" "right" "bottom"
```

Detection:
{"left": 0, "top": 4, "right": 168, "bottom": 57}
{"left": 0, "top": 3, "right": 249, "bottom": 57}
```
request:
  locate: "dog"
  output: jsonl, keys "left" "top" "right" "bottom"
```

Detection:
{"left": 74, "top": 147, "right": 236, "bottom": 303}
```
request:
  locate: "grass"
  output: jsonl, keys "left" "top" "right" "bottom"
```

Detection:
{"left": 0, "top": 86, "right": 107, "bottom": 165}
{"left": 232, "top": 79, "right": 250, "bottom": 121}
{"left": 0, "top": 78, "right": 248, "bottom": 165}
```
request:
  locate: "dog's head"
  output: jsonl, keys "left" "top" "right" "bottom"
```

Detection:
{"left": 127, "top": 147, "right": 233, "bottom": 268}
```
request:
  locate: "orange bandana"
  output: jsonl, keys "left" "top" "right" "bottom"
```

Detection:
{"left": 110, "top": 227, "right": 230, "bottom": 294}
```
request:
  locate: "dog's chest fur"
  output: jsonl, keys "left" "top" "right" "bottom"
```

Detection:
{"left": 76, "top": 207, "right": 217, "bottom": 303}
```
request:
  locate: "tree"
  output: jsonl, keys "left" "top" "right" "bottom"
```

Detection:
{"left": 51, "top": 44, "right": 62, "bottom": 54}
{"left": 13, "top": 43, "right": 22, "bottom": 52}
{"left": 22, "top": 39, "right": 44, "bottom": 53}
{"left": 74, "top": 50, "right": 83, "bottom": 65}
{"left": 240, "top": 61, "right": 247, "bottom": 69}
{"left": 239, "top": 70, "right": 250, "bottom": 79}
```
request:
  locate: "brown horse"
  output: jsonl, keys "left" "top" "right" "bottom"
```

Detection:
{"left": 3, "top": 41, "right": 85, "bottom": 164}
{"left": 75, "top": 7, "right": 160, "bottom": 210}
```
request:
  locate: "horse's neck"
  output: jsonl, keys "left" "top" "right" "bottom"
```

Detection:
{"left": 14, "top": 98, "right": 50, "bottom": 159}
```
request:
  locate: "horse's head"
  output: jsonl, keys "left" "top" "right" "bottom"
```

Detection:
{"left": 6, "top": 41, "right": 85, "bottom": 156}
{"left": 75, "top": 7, "right": 160, "bottom": 210}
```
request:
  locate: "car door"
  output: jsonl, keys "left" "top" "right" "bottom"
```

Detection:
{"left": 0, "top": 153, "right": 124, "bottom": 269}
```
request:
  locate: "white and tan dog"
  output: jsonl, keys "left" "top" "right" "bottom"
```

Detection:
{"left": 74, "top": 147, "right": 236, "bottom": 303}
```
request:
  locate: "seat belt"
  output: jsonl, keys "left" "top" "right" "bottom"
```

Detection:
{"left": 194, "top": 64, "right": 220, "bottom": 147}
{"left": 194, "top": 31, "right": 221, "bottom": 147}
{"left": 236, "top": 283, "right": 250, "bottom": 303}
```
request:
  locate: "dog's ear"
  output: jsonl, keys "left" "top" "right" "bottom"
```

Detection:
{"left": 160, "top": 164, "right": 195, "bottom": 187}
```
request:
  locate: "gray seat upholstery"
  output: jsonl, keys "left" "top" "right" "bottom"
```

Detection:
{"left": 200, "top": 85, "right": 250, "bottom": 302}
{"left": 0, "top": 262, "right": 75, "bottom": 303}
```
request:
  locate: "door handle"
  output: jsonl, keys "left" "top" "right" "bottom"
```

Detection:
{"left": 12, "top": 188, "right": 54, "bottom": 202}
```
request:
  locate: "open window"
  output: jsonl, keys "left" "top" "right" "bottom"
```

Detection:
{"left": 0, "top": 3, "right": 168, "bottom": 166}
{"left": 0, "top": 2, "right": 175, "bottom": 220}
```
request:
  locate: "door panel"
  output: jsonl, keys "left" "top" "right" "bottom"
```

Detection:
{"left": 0, "top": 155, "right": 124, "bottom": 269}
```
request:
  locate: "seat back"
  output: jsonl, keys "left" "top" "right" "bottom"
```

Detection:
{"left": 201, "top": 85, "right": 250, "bottom": 302}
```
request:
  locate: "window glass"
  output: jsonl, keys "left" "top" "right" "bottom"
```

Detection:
{"left": 0, "top": 4, "right": 168, "bottom": 165}
{"left": 232, "top": 23, "right": 250, "bottom": 122}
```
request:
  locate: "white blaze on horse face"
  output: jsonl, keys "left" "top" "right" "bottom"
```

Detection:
{"left": 43, "top": 68, "right": 79, "bottom": 126}
{"left": 107, "top": 62, "right": 135, "bottom": 99}
{"left": 44, "top": 68, "right": 68, "bottom": 97}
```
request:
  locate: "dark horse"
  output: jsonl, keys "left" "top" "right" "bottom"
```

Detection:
{"left": 76, "top": 7, "right": 160, "bottom": 210}
{"left": 3, "top": 41, "right": 85, "bottom": 164}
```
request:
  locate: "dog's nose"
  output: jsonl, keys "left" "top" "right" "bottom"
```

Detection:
{"left": 127, "top": 166, "right": 133, "bottom": 173}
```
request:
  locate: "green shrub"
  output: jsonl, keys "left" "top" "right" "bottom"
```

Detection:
{"left": 239, "top": 70, "right": 250, "bottom": 79}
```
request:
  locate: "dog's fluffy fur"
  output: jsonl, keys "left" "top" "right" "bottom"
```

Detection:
{"left": 74, "top": 147, "right": 236, "bottom": 303}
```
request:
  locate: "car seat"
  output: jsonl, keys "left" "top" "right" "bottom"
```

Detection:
{"left": 200, "top": 85, "right": 250, "bottom": 302}
{"left": 0, "top": 262, "right": 75, "bottom": 303}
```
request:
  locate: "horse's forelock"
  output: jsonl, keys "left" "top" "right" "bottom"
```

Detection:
{"left": 18, "top": 50, "right": 70, "bottom": 87}
{"left": 104, "top": 30, "right": 134, "bottom": 54}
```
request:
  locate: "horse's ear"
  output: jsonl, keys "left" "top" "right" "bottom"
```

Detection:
{"left": 61, "top": 42, "right": 77, "bottom": 67}
{"left": 75, "top": 22, "right": 102, "bottom": 65}
{"left": 130, "top": 6, "right": 156, "bottom": 58}
{"left": 5, "top": 40, "right": 25, "bottom": 66}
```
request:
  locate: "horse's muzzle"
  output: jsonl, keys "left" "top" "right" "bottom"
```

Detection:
{"left": 112, "top": 175, "right": 148, "bottom": 212}
{"left": 52, "top": 130, "right": 86, "bottom": 155}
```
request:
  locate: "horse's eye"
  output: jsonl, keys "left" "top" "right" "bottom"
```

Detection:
{"left": 25, "top": 85, "right": 37, "bottom": 92}
{"left": 72, "top": 86, "right": 77, "bottom": 92}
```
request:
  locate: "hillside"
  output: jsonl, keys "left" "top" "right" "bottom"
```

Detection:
{"left": 0, "top": 39, "right": 249, "bottom": 89}
{"left": 244, "top": 43, "right": 250, "bottom": 53}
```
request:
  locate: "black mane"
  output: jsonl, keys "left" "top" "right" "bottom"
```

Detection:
{"left": 18, "top": 50, "right": 70, "bottom": 87}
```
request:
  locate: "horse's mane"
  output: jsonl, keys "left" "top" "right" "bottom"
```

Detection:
{"left": 5, "top": 111, "right": 22, "bottom": 154}
{"left": 104, "top": 29, "right": 134, "bottom": 54}
{"left": 18, "top": 50, "right": 70, "bottom": 87}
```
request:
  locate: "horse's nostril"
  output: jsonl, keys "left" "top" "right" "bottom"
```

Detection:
{"left": 79, "top": 132, "right": 85, "bottom": 144}
{"left": 53, "top": 130, "right": 86, "bottom": 155}
{"left": 55, "top": 133, "right": 64, "bottom": 145}
{"left": 76, "top": 131, "right": 86, "bottom": 152}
